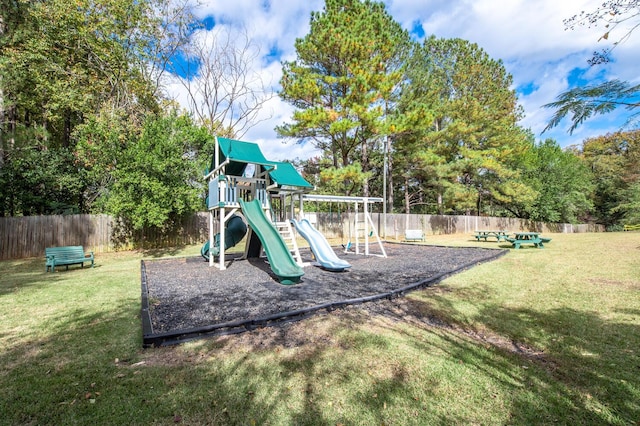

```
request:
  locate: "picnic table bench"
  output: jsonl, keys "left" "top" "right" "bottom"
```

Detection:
{"left": 505, "top": 232, "right": 551, "bottom": 249}
{"left": 474, "top": 230, "right": 509, "bottom": 242}
{"left": 45, "top": 246, "right": 94, "bottom": 272}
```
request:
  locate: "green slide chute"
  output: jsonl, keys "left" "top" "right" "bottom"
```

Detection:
{"left": 239, "top": 199, "right": 304, "bottom": 285}
{"left": 200, "top": 214, "right": 247, "bottom": 260}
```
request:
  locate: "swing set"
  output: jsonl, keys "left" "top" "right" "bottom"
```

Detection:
{"left": 296, "top": 194, "right": 387, "bottom": 258}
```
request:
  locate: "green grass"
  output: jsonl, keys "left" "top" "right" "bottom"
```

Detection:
{"left": 1, "top": 233, "right": 639, "bottom": 425}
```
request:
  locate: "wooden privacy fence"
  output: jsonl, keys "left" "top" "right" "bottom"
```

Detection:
{"left": 308, "top": 212, "right": 604, "bottom": 241}
{"left": 1, "top": 212, "right": 604, "bottom": 260}
{"left": 0, "top": 213, "right": 209, "bottom": 261}
{"left": 1, "top": 214, "right": 113, "bottom": 261}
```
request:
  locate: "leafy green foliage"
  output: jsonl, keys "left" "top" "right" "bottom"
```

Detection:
{"left": 0, "top": 146, "right": 86, "bottom": 215}
{"left": 1, "top": 0, "right": 632, "bottom": 229}
{"left": 543, "top": 80, "right": 640, "bottom": 134}
{"left": 73, "top": 104, "right": 140, "bottom": 212}
{"left": 516, "top": 139, "right": 594, "bottom": 223}
{"left": 0, "top": 0, "right": 164, "bottom": 147}
{"left": 0, "top": 0, "right": 197, "bottom": 219}
{"left": 319, "top": 162, "right": 372, "bottom": 196}
{"left": 104, "top": 111, "right": 212, "bottom": 231}
{"left": 580, "top": 130, "right": 640, "bottom": 227}
{"left": 612, "top": 181, "right": 640, "bottom": 224}
{"left": 547, "top": 1, "right": 640, "bottom": 131}
{"left": 394, "top": 36, "right": 531, "bottom": 215}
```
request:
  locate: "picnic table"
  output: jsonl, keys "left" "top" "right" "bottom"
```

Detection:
{"left": 474, "top": 230, "right": 509, "bottom": 242}
{"left": 505, "top": 232, "right": 551, "bottom": 249}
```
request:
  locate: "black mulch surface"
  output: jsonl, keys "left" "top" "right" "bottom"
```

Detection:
{"left": 141, "top": 242, "right": 506, "bottom": 346}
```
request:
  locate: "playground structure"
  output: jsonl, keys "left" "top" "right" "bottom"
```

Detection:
{"left": 299, "top": 194, "right": 387, "bottom": 259}
{"left": 204, "top": 136, "right": 386, "bottom": 283}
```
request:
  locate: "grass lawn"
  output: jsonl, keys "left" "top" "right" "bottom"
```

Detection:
{"left": 1, "top": 232, "right": 639, "bottom": 425}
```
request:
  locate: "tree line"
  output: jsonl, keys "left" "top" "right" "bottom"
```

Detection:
{"left": 0, "top": 0, "right": 638, "bottom": 234}
{"left": 279, "top": 0, "right": 638, "bottom": 229}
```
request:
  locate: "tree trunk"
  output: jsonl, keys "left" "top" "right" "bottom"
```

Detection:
{"left": 64, "top": 109, "right": 72, "bottom": 148}
{"left": 361, "top": 138, "right": 369, "bottom": 197}
{"left": 386, "top": 136, "right": 393, "bottom": 213}
{"left": 404, "top": 176, "right": 410, "bottom": 214}
{"left": 0, "top": 87, "right": 4, "bottom": 169}
{"left": 0, "top": 12, "right": 5, "bottom": 167}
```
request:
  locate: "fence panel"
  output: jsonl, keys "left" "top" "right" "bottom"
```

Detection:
{"left": 310, "top": 212, "right": 604, "bottom": 239}
{"left": 0, "top": 212, "right": 604, "bottom": 260}
{"left": 0, "top": 213, "right": 211, "bottom": 260}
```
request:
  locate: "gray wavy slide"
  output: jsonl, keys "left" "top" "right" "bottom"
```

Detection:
{"left": 290, "top": 218, "right": 352, "bottom": 272}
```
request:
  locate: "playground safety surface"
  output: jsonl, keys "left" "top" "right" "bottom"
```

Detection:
{"left": 141, "top": 242, "right": 506, "bottom": 347}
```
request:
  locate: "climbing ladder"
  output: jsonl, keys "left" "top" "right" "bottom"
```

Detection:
{"left": 274, "top": 221, "right": 304, "bottom": 266}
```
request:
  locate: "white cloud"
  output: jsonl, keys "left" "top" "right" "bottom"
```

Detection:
{"left": 165, "top": 0, "right": 640, "bottom": 158}
{"left": 400, "top": 0, "right": 639, "bottom": 145}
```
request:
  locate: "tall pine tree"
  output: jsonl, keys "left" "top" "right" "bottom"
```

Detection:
{"left": 396, "top": 36, "right": 533, "bottom": 215}
{"left": 277, "top": 0, "right": 410, "bottom": 196}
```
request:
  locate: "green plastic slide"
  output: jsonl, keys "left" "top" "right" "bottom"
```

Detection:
{"left": 200, "top": 214, "right": 247, "bottom": 260}
{"left": 239, "top": 199, "right": 304, "bottom": 284}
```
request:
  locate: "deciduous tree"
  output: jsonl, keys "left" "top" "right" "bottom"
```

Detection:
{"left": 0, "top": 0, "right": 195, "bottom": 216}
{"left": 516, "top": 139, "right": 594, "bottom": 223}
{"left": 580, "top": 130, "right": 640, "bottom": 227}
{"left": 104, "top": 110, "right": 212, "bottom": 231}
{"left": 174, "top": 25, "right": 275, "bottom": 139}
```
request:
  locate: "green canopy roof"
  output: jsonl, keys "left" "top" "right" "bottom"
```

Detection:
{"left": 212, "top": 137, "right": 312, "bottom": 190}
{"left": 217, "top": 137, "right": 273, "bottom": 166}
{"left": 267, "top": 162, "right": 313, "bottom": 189}
{"left": 214, "top": 137, "right": 274, "bottom": 177}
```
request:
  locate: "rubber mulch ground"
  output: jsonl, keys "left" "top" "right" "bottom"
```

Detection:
{"left": 141, "top": 242, "right": 506, "bottom": 346}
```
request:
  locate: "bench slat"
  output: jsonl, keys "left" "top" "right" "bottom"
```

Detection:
{"left": 45, "top": 246, "right": 94, "bottom": 272}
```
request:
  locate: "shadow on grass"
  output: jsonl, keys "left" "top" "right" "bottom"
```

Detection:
{"left": 0, "top": 299, "right": 142, "bottom": 424}
{"left": 141, "top": 244, "right": 190, "bottom": 258}
{"left": 0, "top": 257, "right": 70, "bottom": 296}
{"left": 2, "top": 294, "right": 303, "bottom": 425}
{"left": 483, "top": 305, "right": 640, "bottom": 423}
{"left": 1, "top": 293, "right": 361, "bottom": 424}
{"left": 3, "top": 251, "right": 637, "bottom": 424}
{"left": 403, "top": 292, "right": 640, "bottom": 425}
{"left": 5, "top": 286, "right": 638, "bottom": 424}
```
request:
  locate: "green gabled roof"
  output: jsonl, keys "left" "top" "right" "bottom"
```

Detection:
{"left": 217, "top": 137, "right": 273, "bottom": 166}
{"left": 212, "top": 137, "right": 312, "bottom": 190}
{"left": 267, "top": 162, "right": 313, "bottom": 189}
{"left": 215, "top": 137, "right": 275, "bottom": 177}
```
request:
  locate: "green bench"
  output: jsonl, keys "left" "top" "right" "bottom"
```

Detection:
{"left": 45, "top": 246, "right": 94, "bottom": 272}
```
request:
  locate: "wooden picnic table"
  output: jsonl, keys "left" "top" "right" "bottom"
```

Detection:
{"left": 474, "top": 230, "right": 509, "bottom": 242}
{"left": 506, "top": 232, "right": 551, "bottom": 249}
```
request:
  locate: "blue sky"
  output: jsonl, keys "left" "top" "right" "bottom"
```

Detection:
{"left": 165, "top": 0, "right": 640, "bottom": 162}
